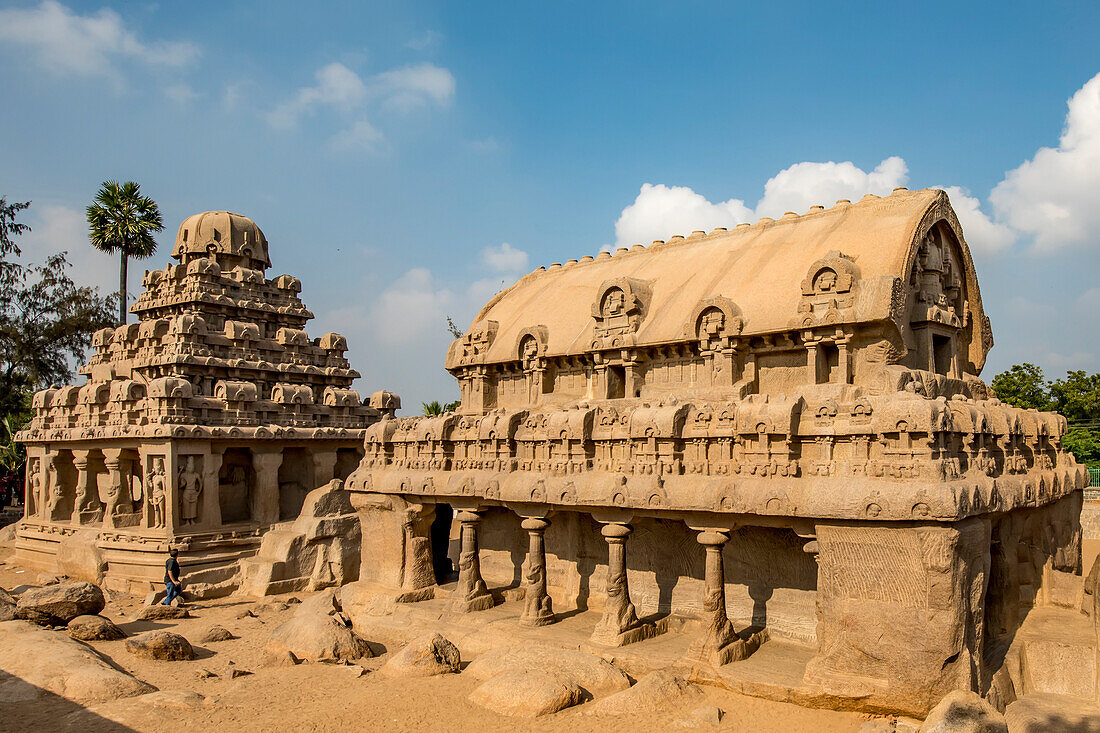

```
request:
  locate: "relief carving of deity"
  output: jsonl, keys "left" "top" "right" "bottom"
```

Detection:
{"left": 148, "top": 458, "right": 167, "bottom": 529}
{"left": 178, "top": 455, "right": 202, "bottom": 526}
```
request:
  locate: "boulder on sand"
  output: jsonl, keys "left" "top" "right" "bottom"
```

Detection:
{"left": 584, "top": 670, "right": 702, "bottom": 716}
{"left": 125, "top": 630, "right": 195, "bottom": 661}
{"left": 0, "top": 587, "right": 14, "bottom": 621}
{"left": 469, "top": 668, "right": 583, "bottom": 718}
{"left": 919, "top": 691, "right": 1007, "bottom": 733}
{"left": 263, "top": 613, "right": 371, "bottom": 664}
{"left": 14, "top": 581, "right": 105, "bottom": 625}
{"left": 67, "top": 615, "right": 125, "bottom": 641}
{"left": 0, "top": 620, "right": 153, "bottom": 704}
{"left": 134, "top": 604, "right": 191, "bottom": 621}
{"left": 198, "top": 625, "right": 235, "bottom": 643}
{"left": 380, "top": 633, "right": 460, "bottom": 677}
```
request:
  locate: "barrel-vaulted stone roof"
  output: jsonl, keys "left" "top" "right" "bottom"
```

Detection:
{"left": 451, "top": 188, "right": 992, "bottom": 374}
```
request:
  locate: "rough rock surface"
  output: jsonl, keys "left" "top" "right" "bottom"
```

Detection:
{"left": 68, "top": 689, "right": 212, "bottom": 727}
{"left": 584, "top": 670, "right": 702, "bottom": 716}
{"left": 1003, "top": 693, "right": 1100, "bottom": 733}
{"left": 469, "top": 668, "right": 584, "bottom": 718}
{"left": 0, "top": 587, "right": 14, "bottom": 621}
{"left": 465, "top": 644, "right": 631, "bottom": 700}
{"left": 198, "top": 625, "right": 235, "bottom": 643}
{"left": 918, "top": 691, "right": 1007, "bottom": 733}
{"left": 125, "top": 631, "right": 196, "bottom": 661}
{"left": 380, "top": 633, "right": 460, "bottom": 678}
{"left": 294, "top": 589, "right": 340, "bottom": 617}
{"left": 0, "top": 620, "right": 153, "bottom": 704}
{"left": 134, "top": 604, "right": 191, "bottom": 621}
{"left": 67, "top": 615, "right": 125, "bottom": 641}
{"left": 674, "top": 705, "right": 724, "bottom": 728}
{"left": 263, "top": 613, "right": 371, "bottom": 663}
{"left": 14, "top": 581, "right": 105, "bottom": 625}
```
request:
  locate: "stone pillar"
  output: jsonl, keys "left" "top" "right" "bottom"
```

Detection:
{"left": 687, "top": 529, "right": 740, "bottom": 665}
{"left": 101, "top": 448, "right": 124, "bottom": 529}
{"left": 397, "top": 503, "right": 437, "bottom": 603}
{"left": 590, "top": 522, "right": 655, "bottom": 646}
{"left": 70, "top": 450, "right": 102, "bottom": 525}
{"left": 452, "top": 510, "right": 494, "bottom": 613}
{"left": 202, "top": 448, "right": 223, "bottom": 529}
{"left": 312, "top": 450, "right": 339, "bottom": 488}
{"left": 806, "top": 341, "right": 820, "bottom": 384}
{"left": 251, "top": 450, "right": 284, "bottom": 525}
{"left": 837, "top": 339, "right": 851, "bottom": 385}
{"left": 520, "top": 515, "right": 555, "bottom": 627}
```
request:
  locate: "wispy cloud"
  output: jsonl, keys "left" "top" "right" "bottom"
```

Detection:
{"left": 0, "top": 0, "right": 198, "bottom": 82}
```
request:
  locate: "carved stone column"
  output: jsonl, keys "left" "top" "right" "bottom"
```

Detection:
{"left": 251, "top": 450, "right": 284, "bottom": 525}
{"left": 202, "top": 449, "right": 223, "bottom": 529}
{"left": 590, "top": 521, "right": 655, "bottom": 646}
{"left": 397, "top": 503, "right": 437, "bottom": 603}
{"left": 687, "top": 529, "right": 740, "bottom": 666}
{"left": 101, "top": 448, "right": 124, "bottom": 529}
{"left": 520, "top": 515, "right": 555, "bottom": 626}
{"left": 70, "top": 450, "right": 102, "bottom": 525}
{"left": 312, "top": 450, "right": 338, "bottom": 488}
{"left": 452, "top": 510, "right": 494, "bottom": 613}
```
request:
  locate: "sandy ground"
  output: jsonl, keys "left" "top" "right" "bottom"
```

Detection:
{"left": 0, "top": 557, "right": 870, "bottom": 733}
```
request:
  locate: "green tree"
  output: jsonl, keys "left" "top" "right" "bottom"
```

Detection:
{"left": 1049, "top": 370, "right": 1100, "bottom": 423}
{"left": 990, "top": 363, "right": 1052, "bottom": 411}
{"left": 86, "top": 181, "right": 164, "bottom": 325}
{"left": 0, "top": 197, "right": 116, "bottom": 471}
{"left": 422, "top": 400, "right": 460, "bottom": 416}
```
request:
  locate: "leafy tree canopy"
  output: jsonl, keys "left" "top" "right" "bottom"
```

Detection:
{"left": 422, "top": 400, "right": 460, "bottom": 415}
{"left": 86, "top": 180, "right": 163, "bottom": 324}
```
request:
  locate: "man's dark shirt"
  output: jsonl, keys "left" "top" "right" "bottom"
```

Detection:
{"left": 165, "top": 557, "right": 181, "bottom": 583}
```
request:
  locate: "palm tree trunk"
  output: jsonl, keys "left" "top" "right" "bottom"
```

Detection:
{"left": 119, "top": 251, "right": 128, "bottom": 325}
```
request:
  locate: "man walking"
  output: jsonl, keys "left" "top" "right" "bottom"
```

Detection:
{"left": 163, "top": 547, "right": 183, "bottom": 606}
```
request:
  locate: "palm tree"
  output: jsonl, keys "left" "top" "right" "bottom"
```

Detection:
{"left": 86, "top": 181, "right": 164, "bottom": 324}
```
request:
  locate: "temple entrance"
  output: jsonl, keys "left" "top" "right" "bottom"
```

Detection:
{"left": 278, "top": 447, "right": 310, "bottom": 521}
{"left": 431, "top": 502, "right": 455, "bottom": 583}
{"left": 219, "top": 448, "right": 254, "bottom": 524}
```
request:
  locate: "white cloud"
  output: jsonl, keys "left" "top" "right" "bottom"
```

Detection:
{"left": 369, "top": 268, "right": 455, "bottom": 343}
{"left": 754, "top": 156, "right": 908, "bottom": 219}
{"left": 990, "top": 73, "right": 1100, "bottom": 251}
{"left": 935, "top": 186, "right": 1016, "bottom": 254}
{"left": 373, "top": 63, "right": 455, "bottom": 111}
{"left": 330, "top": 119, "right": 384, "bottom": 153}
{"left": 615, "top": 184, "right": 753, "bottom": 246}
{"left": 406, "top": 30, "right": 443, "bottom": 52}
{"left": 18, "top": 203, "right": 117, "bottom": 294}
{"left": 480, "top": 242, "right": 528, "bottom": 273}
{"left": 0, "top": 0, "right": 198, "bottom": 79}
{"left": 267, "top": 62, "right": 366, "bottom": 129}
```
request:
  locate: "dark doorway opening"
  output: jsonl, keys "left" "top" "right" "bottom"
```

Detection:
{"left": 430, "top": 503, "right": 455, "bottom": 583}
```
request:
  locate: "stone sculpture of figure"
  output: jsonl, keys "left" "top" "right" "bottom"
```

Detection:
{"left": 26, "top": 459, "right": 40, "bottom": 516}
{"left": 47, "top": 457, "right": 63, "bottom": 518}
{"left": 178, "top": 456, "right": 202, "bottom": 526}
{"left": 149, "top": 459, "right": 166, "bottom": 529}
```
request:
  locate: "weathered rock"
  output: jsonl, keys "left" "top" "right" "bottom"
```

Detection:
{"left": 263, "top": 613, "right": 372, "bottom": 663}
{"left": 125, "top": 630, "right": 195, "bottom": 661}
{"left": 919, "top": 691, "right": 1007, "bottom": 733}
{"left": 0, "top": 587, "right": 14, "bottom": 622}
{"left": 584, "top": 670, "right": 702, "bottom": 716}
{"left": 469, "top": 668, "right": 583, "bottom": 718}
{"left": 0, "top": 620, "right": 153, "bottom": 704}
{"left": 36, "top": 573, "right": 60, "bottom": 586}
{"left": 134, "top": 604, "right": 191, "bottom": 621}
{"left": 263, "top": 648, "right": 300, "bottom": 667}
{"left": 69, "top": 689, "right": 212, "bottom": 727}
{"left": 1003, "top": 693, "right": 1100, "bottom": 733}
{"left": 251, "top": 599, "right": 289, "bottom": 614}
{"left": 195, "top": 667, "right": 218, "bottom": 679}
{"left": 380, "top": 633, "right": 460, "bottom": 677}
{"left": 198, "top": 625, "right": 235, "bottom": 643}
{"left": 674, "top": 706, "right": 724, "bottom": 728}
{"left": 465, "top": 645, "right": 631, "bottom": 700}
{"left": 294, "top": 588, "right": 341, "bottom": 617}
{"left": 67, "top": 614, "right": 125, "bottom": 641}
{"left": 14, "top": 581, "right": 105, "bottom": 625}
{"left": 229, "top": 667, "right": 252, "bottom": 679}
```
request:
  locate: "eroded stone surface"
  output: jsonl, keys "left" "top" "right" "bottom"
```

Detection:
{"left": 198, "top": 625, "right": 235, "bottom": 643}
{"left": 1003, "top": 693, "right": 1100, "bottom": 733}
{"left": 15, "top": 581, "right": 105, "bottom": 625}
{"left": 134, "top": 604, "right": 191, "bottom": 621}
{"left": 263, "top": 613, "right": 371, "bottom": 663}
{"left": 918, "top": 691, "right": 1006, "bottom": 733}
{"left": 465, "top": 645, "right": 630, "bottom": 700}
{"left": 380, "top": 633, "right": 460, "bottom": 678}
{"left": 469, "top": 668, "right": 583, "bottom": 718}
{"left": 69, "top": 689, "right": 212, "bottom": 727}
{"left": 125, "top": 631, "right": 195, "bottom": 661}
{"left": 0, "top": 620, "right": 153, "bottom": 704}
{"left": 67, "top": 614, "right": 125, "bottom": 641}
{"left": 584, "top": 670, "right": 702, "bottom": 716}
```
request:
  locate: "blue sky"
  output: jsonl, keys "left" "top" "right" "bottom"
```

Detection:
{"left": 1, "top": 1, "right": 1099, "bottom": 408}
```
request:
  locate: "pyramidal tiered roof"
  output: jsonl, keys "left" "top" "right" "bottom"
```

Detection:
{"left": 20, "top": 211, "right": 377, "bottom": 443}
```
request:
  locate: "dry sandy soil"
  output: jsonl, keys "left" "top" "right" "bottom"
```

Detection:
{"left": 0, "top": 557, "right": 870, "bottom": 733}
